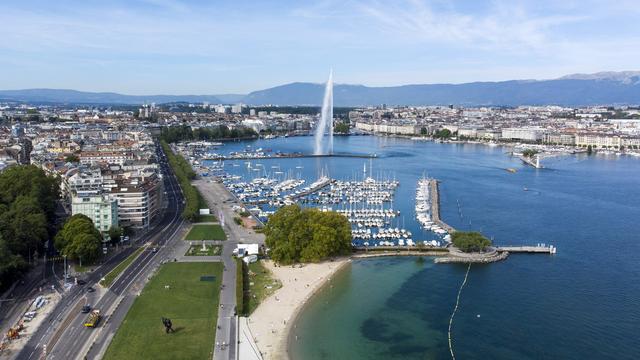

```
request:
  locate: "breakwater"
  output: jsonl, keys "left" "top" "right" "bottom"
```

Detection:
{"left": 429, "top": 179, "right": 456, "bottom": 233}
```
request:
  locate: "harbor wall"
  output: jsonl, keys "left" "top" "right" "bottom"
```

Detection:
{"left": 429, "top": 179, "right": 456, "bottom": 233}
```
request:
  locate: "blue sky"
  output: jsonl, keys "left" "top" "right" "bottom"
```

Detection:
{"left": 1, "top": 0, "right": 639, "bottom": 94}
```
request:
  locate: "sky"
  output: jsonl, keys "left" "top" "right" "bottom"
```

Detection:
{"left": 1, "top": 0, "right": 639, "bottom": 94}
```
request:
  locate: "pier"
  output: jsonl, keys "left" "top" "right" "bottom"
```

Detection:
{"left": 518, "top": 154, "right": 542, "bottom": 168}
{"left": 202, "top": 153, "right": 377, "bottom": 161}
{"left": 289, "top": 178, "right": 334, "bottom": 200}
{"left": 496, "top": 245, "right": 557, "bottom": 254}
{"left": 429, "top": 179, "right": 456, "bottom": 233}
{"left": 243, "top": 177, "right": 334, "bottom": 206}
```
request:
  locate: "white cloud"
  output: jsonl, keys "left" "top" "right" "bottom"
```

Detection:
{"left": 352, "top": 0, "right": 585, "bottom": 53}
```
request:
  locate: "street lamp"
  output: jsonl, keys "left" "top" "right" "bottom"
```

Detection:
{"left": 63, "top": 255, "right": 67, "bottom": 285}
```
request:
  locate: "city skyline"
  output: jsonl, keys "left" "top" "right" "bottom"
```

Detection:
{"left": 2, "top": 0, "right": 640, "bottom": 94}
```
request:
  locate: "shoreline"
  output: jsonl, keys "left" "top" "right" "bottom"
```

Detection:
{"left": 251, "top": 247, "right": 550, "bottom": 359}
{"left": 246, "top": 258, "right": 351, "bottom": 360}
{"left": 283, "top": 259, "right": 352, "bottom": 360}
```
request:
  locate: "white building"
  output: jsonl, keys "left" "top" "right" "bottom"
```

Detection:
{"left": 231, "top": 104, "right": 244, "bottom": 114}
{"left": 71, "top": 192, "right": 119, "bottom": 234}
{"left": 501, "top": 128, "right": 547, "bottom": 142}
{"left": 575, "top": 133, "right": 621, "bottom": 148}
{"left": 216, "top": 106, "right": 230, "bottom": 114}
{"left": 65, "top": 167, "right": 103, "bottom": 197}
{"left": 109, "top": 175, "right": 163, "bottom": 229}
{"left": 241, "top": 119, "right": 266, "bottom": 133}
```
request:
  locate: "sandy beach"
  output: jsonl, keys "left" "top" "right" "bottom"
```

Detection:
{"left": 245, "top": 258, "right": 351, "bottom": 360}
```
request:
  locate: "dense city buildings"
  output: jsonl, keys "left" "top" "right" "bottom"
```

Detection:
{"left": 349, "top": 105, "right": 640, "bottom": 151}
{"left": 1, "top": 101, "right": 639, "bottom": 239}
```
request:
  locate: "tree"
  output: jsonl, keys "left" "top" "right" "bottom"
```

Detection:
{"left": 434, "top": 129, "right": 452, "bottom": 139}
{"left": 451, "top": 231, "right": 492, "bottom": 253}
{"left": 0, "top": 196, "right": 48, "bottom": 258}
{"left": 587, "top": 145, "right": 593, "bottom": 155}
{"left": 0, "top": 235, "right": 27, "bottom": 289}
{"left": 334, "top": 122, "right": 350, "bottom": 134}
{"left": 108, "top": 226, "right": 123, "bottom": 245}
{"left": 55, "top": 214, "right": 103, "bottom": 263}
{"left": 264, "top": 205, "right": 351, "bottom": 264}
{"left": 420, "top": 127, "right": 428, "bottom": 136}
{"left": 65, "top": 154, "right": 80, "bottom": 163}
{"left": 0, "top": 165, "right": 59, "bottom": 290}
{"left": 522, "top": 149, "right": 539, "bottom": 158}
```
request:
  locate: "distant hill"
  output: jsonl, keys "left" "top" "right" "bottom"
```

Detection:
{"left": 2, "top": 71, "right": 640, "bottom": 106}
{"left": 0, "top": 89, "right": 222, "bottom": 105}
{"left": 243, "top": 72, "right": 640, "bottom": 106}
{"left": 214, "top": 94, "right": 246, "bottom": 103}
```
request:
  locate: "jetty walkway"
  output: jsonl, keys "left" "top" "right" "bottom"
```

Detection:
{"left": 243, "top": 178, "right": 334, "bottom": 206}
{"left": 202, "top": 153, "right": 377, "bottom": 161}
{"left": 429, "top": 178, "right": 456, "bottom": 233}
{"left": 497, "top": 245, "right": 557, "bottom": 254}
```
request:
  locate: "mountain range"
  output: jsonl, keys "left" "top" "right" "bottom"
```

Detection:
{"left": 2, "top": 71, "right": 640, "bottom": 106}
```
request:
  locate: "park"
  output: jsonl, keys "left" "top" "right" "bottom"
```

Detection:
{"left": 104, "top": 262, "right": 223, "bottom": 360}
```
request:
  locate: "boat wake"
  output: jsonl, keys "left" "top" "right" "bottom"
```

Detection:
{"left": 448, "top": 263, "right": 471, "bottom": 360}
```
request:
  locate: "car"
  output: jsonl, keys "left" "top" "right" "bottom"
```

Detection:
{"left": 81, "top": 305, "right": 91, "bottom": 313}
{"left": 77, "top": 279, "right": 86, "bottom": 285}
{"left": 152, "top": 247, "right": 158, "bottom": 253}
{"left": 86, "top": 287, "right": 95, "bottom": 293}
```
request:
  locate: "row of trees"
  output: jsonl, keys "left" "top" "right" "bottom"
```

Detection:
{"left": 160, "top": 125, "right": 258, "bottom": 143}
{"left": 451, "top": 231, "right": 492, "bottom": 253}
{"left": 334, "top": 122, "right": 350, "bottom": 134}
{"left": 264, "top": 205, "right": 351, "bottom": 264}
{"left": 434, "top": 129, "right": 453, "bottom": 139}
{"left": 160, "top": 140, "right": 206, "bottom": 222}
{"left": 54, "top": 214, "right": 103, "bottom": 264}
{"left": 0, "top": 166, "right": 60, "bottom": 289}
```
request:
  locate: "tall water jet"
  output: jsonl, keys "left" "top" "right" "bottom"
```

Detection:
{"left": 314, "top": 70, "right": 334, "bottom": 155}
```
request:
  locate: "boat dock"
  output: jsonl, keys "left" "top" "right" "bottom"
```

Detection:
{"left": 289, "top": 178, "right": 334, "bottom": 200}
{"left": 497, "top": 245, "right": 557, "bottom": 254}
{"left": 429, "top": 179, "right": 456, "bottom": 233}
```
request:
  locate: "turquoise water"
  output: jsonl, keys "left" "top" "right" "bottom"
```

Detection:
{"left": 213, "top": 136, "right": 640, "bottom": 359}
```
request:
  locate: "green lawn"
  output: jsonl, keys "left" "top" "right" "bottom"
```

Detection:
{"left": 184, "top": 224, "right": 226, "bottom": 241}
{"left": 245, "top": 261, "right": 282, "bottom": 315}
{"left": 196, "top": 214, "right": 217, "bottom": 223}
{"left": 100, "top": 247, "right": 144, "bottom": 287}
{"left": 185, "top": 244, "right": 222, "bottom": 256}
{"left": 104, "top": 262, "right": 223, "bottom": 360}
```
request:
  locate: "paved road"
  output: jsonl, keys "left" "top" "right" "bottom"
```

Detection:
{"left": 194, "top": 179, "right": 265, "bottom": 360}
{"left": 14, "top": 141, "right": 185, "bottom": 360}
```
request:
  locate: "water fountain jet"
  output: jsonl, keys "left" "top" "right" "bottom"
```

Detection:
{"left": 314, "top": 70, "right": 334, "bottom": 155}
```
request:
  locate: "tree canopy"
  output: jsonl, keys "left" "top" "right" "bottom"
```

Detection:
{"left": 451, "top": 231, "right": 492, "bottom": 253}
{"left": 434, "top": 129, "right": 452, "bottom": 139}
{"left": 0, "top": 165, "right": 59, "bottom": 289}
{"left": 54, "top": 214, "right": 103, "bottom": 263}
{"left": 334, "top": 122, "right": 350, "bottom": 134}
{"left": 161, "top": 140, "right": 206, "bottom": 222}
{"left": 264, "top": 205, "right": 351, "bottom": 264}
{"left": 65, "top": 154, "right": 80, "bottom": 163}
{"left": 160, "top": 125, "right": 257, "bottom": 143}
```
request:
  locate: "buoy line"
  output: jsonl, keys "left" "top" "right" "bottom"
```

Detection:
{"left": 448, "top": 263, "right": 471, "bottom": 360}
